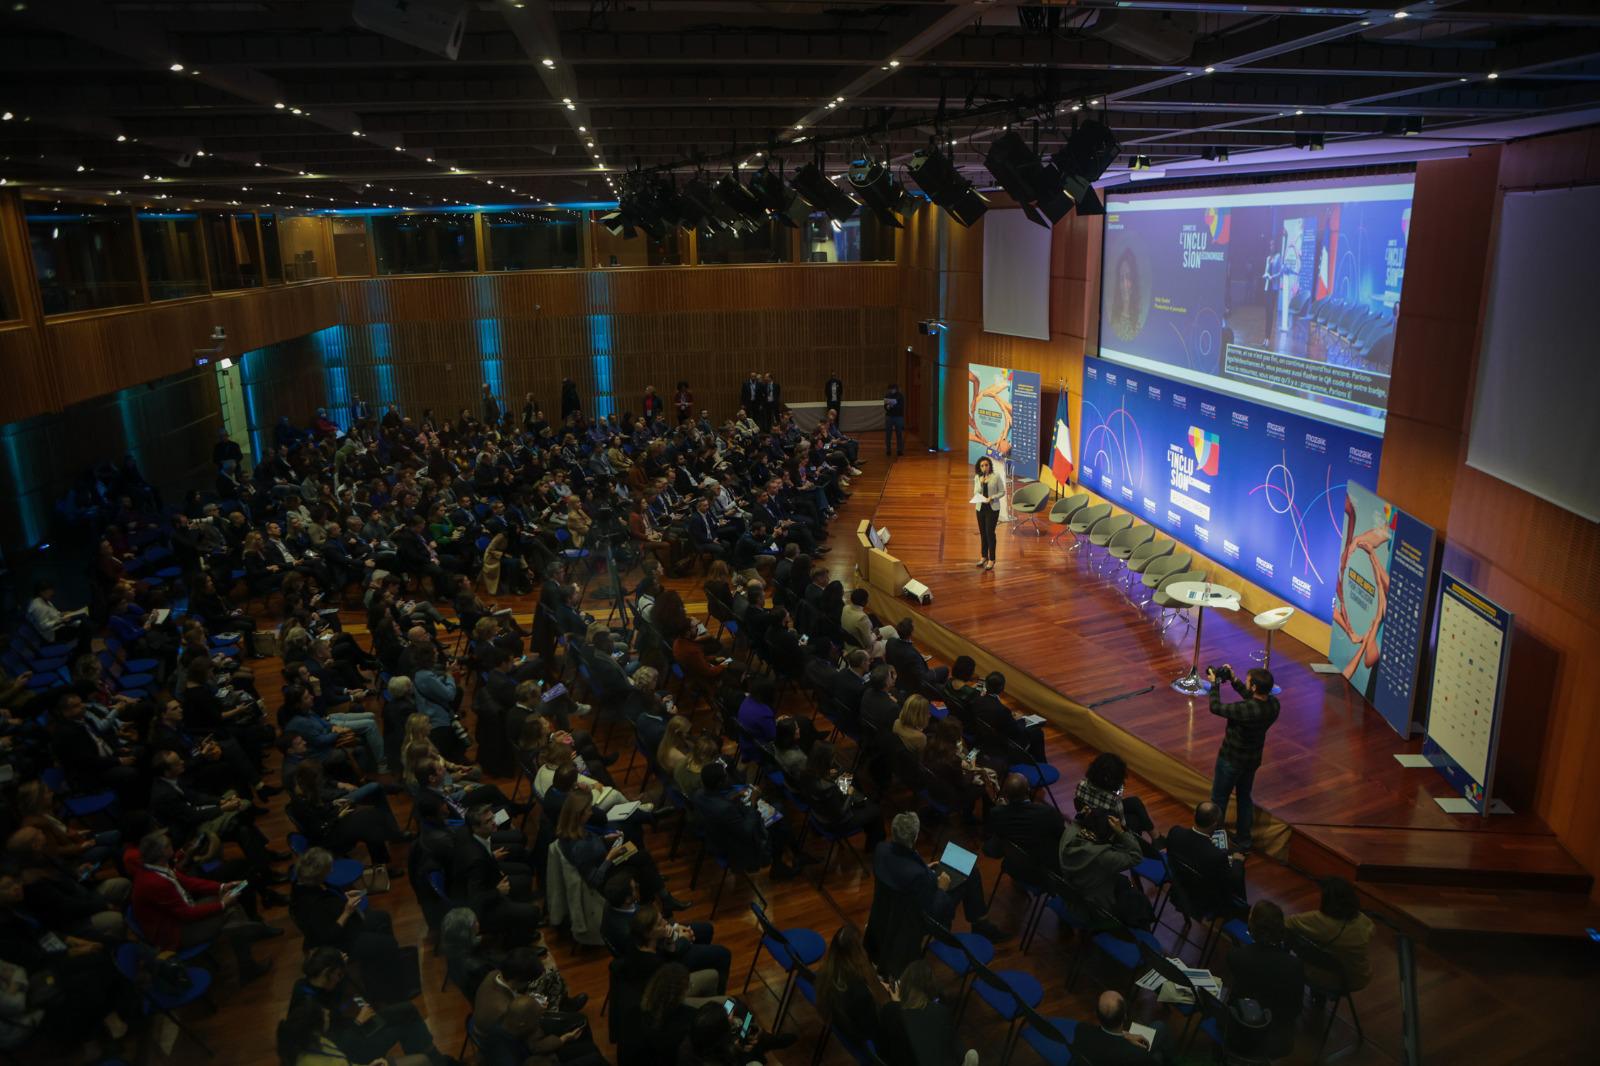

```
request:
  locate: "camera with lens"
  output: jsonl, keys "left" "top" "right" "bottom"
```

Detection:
{"left": 1210, "top": 664, "right": 1234, "bottom": 685}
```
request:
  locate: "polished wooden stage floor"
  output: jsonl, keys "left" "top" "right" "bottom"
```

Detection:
{"left": 867, "top": 452, "right": 1595, "bottom": 918}
{"left": 101, "top": 443, "right": 1600, "bottom": 1066}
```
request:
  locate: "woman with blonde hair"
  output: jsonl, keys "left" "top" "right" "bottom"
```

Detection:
{"left": 674, "top": 733, "right": 721, "bottom": 798}
{"left": 893, "top": 693, "right": 932, "bottom": 754}
{"left": 536, "top": 736, "right": 622, "bottom": 810}
{"left": 655, "top": 714, "right": 693, "bottom": 777}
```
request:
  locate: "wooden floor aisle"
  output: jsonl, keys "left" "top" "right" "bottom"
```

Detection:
{"left": 114, "top": 442, "right": 1599, "bottom": 1066}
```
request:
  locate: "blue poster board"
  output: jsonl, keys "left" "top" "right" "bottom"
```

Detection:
{"left": 1079, "top": 359, "right": 1383, "bottom": 623}
{"left": 1009, "top": 370, "right": 1042, "bottom": 481}
{"left": 1422, "top": 574, "right": 1513, "bottom": 813}
{"left": 1329, "top": 482, "right": 1436, "bottom": 737}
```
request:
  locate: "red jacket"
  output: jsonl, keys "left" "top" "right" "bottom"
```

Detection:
{"left": 130, "top": 858, "right": 224, "bottom": 950}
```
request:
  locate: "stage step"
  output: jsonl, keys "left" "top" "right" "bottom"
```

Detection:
{"left": 1288, "top": 823, "right": 1594, "bottom": 894}
{"left": 1358, "top": 883, "right": 1600, "bottom": 940}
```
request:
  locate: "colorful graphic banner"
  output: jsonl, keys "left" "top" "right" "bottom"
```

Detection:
{"left": 1330, "top": 482, "right": 1436, "bottom": 737}
{"left": 967, "top": 364, "right": 1015, "bottom": 468}
{"left": 1079, "top": 359, "right": 1383, "bottom": 624}
{"left": 1423, "top": 574, "right": 1513, "bottom": 812}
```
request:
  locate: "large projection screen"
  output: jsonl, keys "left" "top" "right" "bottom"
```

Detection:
{"left": 983, "top": 209, "right": 1052, "bottom": 340}
{"left": 1466, "top": 185, "right": 1600, "bottom": 522}
{"left": 1100, "top": 174, "right": 1415, "bottom": 434}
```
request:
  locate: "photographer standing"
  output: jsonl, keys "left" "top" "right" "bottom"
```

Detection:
{"left": 1206, "top": 664, "right": 1279, "bottom": 853}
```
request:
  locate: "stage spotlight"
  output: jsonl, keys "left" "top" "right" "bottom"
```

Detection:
{"left": 677, "top": 177, "right": 722, "bottom": 232}
{"left": 1129, "top": 155, "right": 1152, "bottom": 171}
{"left": 908, "top": 146, "right": 989, "bottom": 227}
{"left": 715, "top": 172, "right": 768, "bottom": 227}
{"left": 748, "top": 165, "right": 804, "bottom": 227}
{"left": 1202, "top": 145, "right": 1231, "bottom": 162}
{"left": 983, "top": 132, "right": 1071, "bottom": 227}
{"left": 1052, "top": 119, "right": 1119, "bottom": 183}
{"left": 1294, "top": 132, "right": 1325, "bottom": 151}
{"left": 790, "top": 162, "right": 859, "bottom": 224}
{"left": 846, "top": 159, "right": 906, "bottom": 228}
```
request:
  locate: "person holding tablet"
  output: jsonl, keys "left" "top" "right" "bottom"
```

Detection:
{"left": 971, "top": 456, "right": 1006, "bottom": 570}
{"left": 865, "top": 812, "right": 1005, "bottom": 975}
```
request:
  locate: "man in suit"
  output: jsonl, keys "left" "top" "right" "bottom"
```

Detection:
{"left": 687, "top": 497, "right": 731, "bottom": 560}
{"left": 741, "top": 372, "right": 763, "bottom": 426}
{"left": 149, "top": 750, "right": 284, "bottom": 882}
{"left": 1074, "top": 991, "right": 1171, "bottom": 1065}
{"left": 762, "top": 372, "right": 782, "bottom": 428}
{"left": 1164, "top": 800, "right": 1248, "bottom": 914}
{"left": 984, "top": 772, "right": 1066, "bottom": 881}
{"left": 49, "top": 691, "right": 143, "bottom": 804}
{"left": 481, "top": 382, "right": 503, "bottom": 426}
{"left": 830, "top": 649, "right": 871, "bottom": 727}
{"left": 1225, "top": 900, "right": 1303, "bottom": 1059}
{"left": 971, "top": 671, "right": 1046, "bottom": 761}
{"left": 824, "top": 371, "right": 844, "bottom": 417}
{"left": 865, "top": 813, "right": 1004, "bottom": 974}
{"left": 131, "top": 829, "right": 280, "bottom": 983}
{"left": 601, "top": 883, "right": 729, "bottom": 995}
{"left": 449, "top": 804, "right": 543, "bottom": 944}
{"left": 858, "top": 664, "right": 900, "bottom": 737}
{"left": 885, "top": 617, "right": 948, "bottom": 690}
{"left": 691, "top": 762, "right": 802, "bottom": 879}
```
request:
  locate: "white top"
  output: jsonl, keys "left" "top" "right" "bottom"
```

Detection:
{"left": 971, "top": 468, "right": 1009, "bottom": 511}
{"left": 1165, "top": 580, "right": 1242, "bottom": 611}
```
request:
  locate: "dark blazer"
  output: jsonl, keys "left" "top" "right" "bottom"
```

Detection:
{"left": 448, "top": 831, "right": 507, "bottom": 916}
{"left": 830, "top": 668, "right": 869, "bottom": 719}
{"left": 865, "top": 842, "right": 950, "bottom": 974}
{"left": 971, "top": 692, "right": 1026, "bottom": 753}
{"left": 1226, "top": 941, "right": 1304, "bottom": 1057}
{"left": 149, "top": 776, "right": 226, "bottom": 836}
{"left": 49, "top": 719, "right": 122, "bottom": 781}
{"left": 692, "top": 788, "right": 772, "bottom": 871}
{"left": 984, "top": 800, "right": 1066, "bottom": 878}
{"left": 884, "top": 638, "right": 934, "bottom": 692}
{"left": 878, "top": 1000, "right": 962, "bottom": 1066}
{"left": 1165, "top": 825, "right": 1245, "bottom": 912}
{"left": 290, "top": 881, "right": 380, "bottom": 952}
{"left": 859, "top": 687, "right": 900, "bottom": 738}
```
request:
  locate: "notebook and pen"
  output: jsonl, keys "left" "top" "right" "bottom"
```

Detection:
{"left": 935, "top": 841, "right": 979, "bottom": 891}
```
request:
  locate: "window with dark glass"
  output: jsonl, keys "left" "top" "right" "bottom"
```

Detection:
{"left": 332, "top": 217, "right": 371, "bottom": 276}
{"left": 697, "top": 220, "right": 784, "bottom": 264}
{"left": 258, "top": 213, "right": 283, "bottom": 283}
{"left": 281, "top": 216, "right": 328, "bottom": 280}
{"left": 372, "top": 212, "right": 478, "bottom": 274}
{"left": 138, "top": 212, "right": 209, "bottom": 301}
{"left": 203, "top": 211, "right": 264, "bottom": 290}
{"left": 484, "top": 211, "right": 579, "bottom": 270}
{"left": 803, "top": 211, "right": 896, "bottom": 263}
{"left": 26, "top": 201, "right": 141, "bottom": 313}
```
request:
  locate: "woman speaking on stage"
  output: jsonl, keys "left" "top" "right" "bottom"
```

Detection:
{"left": 972, "top": 456, "right": 1006, "bottom": 571}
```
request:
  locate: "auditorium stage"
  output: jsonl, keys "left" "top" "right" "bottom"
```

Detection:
{"left": 856, "top": 452, "right": 1594, "bottom": 932}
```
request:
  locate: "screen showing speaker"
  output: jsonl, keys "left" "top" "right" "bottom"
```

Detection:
{"left": 1100, "top": 174, "right": 1413, "bottom": 434}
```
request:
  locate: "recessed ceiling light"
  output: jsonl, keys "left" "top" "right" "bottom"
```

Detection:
{"left": 352, "top": 130, "right": 362, "bottom": 137}
{"left": 169, "top": 63, "right": 184, "bottom": 72}
{"left": 291, "top": 108, "right": 303, "bottom": 115}
{"left": 274, "top": 102, "right": 286, "bottom": 109}
{"left": 254, "top": 162, "right": 263, "bottom": 167}
{"left": 541, "top": 58, "right": 554, "bottom": 68}
{"left": 1203, "top": 66, "right": 1215, "bottom": 74}
{"left": 116, "top": 134, "right": 127, "bottom": 141}
{"left": 565, "top": 103, "right": 575, "bottom": 110}
{"left": 888, "top": 59, "right": 900, "bottom": 67}
{"left": 76, "top": 164, "right": 85, "bottom": 172}
{"left": 578, "top": 126, "right": 587, "bottom": 132}
{"left": 426, "top": 157, "right": 434, "bottom": 163}
{"left": 1393, "top": 10, "right": 1409, "bottom": 18}
{"left": 1, "top": 111, "right": 12, "bottom": 121}
{"left": 1487, "top": 71, "right": 1499, "bottom": 79}
{"left": 1089, "top": 98, "right": 1100, "bottom": 105}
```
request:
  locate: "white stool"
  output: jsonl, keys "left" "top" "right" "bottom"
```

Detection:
{"left": 1252, "top": 606, "right": 1295, "bottom": 694}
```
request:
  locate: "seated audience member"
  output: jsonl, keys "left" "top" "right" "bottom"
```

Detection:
{"left": 440, "top": 907, "right": 501, "bottom": 1003}
{"left": 289, "top": 946, "right": 452, "bottom": 1066}
{"left": 27, "top": 580, "right": 90, "bottom": 648}
{"left": 1057, "top": 808, "right": 1149, "bottom": 925}
{"left": 877, "top": 959, "right": 975, "bottom": 1066}
{"left": 885, "top": 617, "right": 948, "bottom": 690}
{"left": 816, "top": 924, "right": 886, "bottom": 1049}
{"left": 970, "top": 671, "right": 1045, "bottom": 761}
{"left": 449, "top": 804, "right": 543, "bottom": 947}
{"left": 288, "top": 759, "right": 405, "bottom": 875}
{"left": 0, "top": 865, "right": 138, "bottom": 1051}
{"left": 13, "top": 779, "right": 120, "bottom": 866}
{"left": 49, "top": 690, "right": 143, "bottom": 805}
{"left": 1287, "top": 875, "right": 1376, "bottom": 993}
{"left": 858, "top": 664, "right": 901, "bottom": 739}
{"left": 603, "top": 888, "right": 730, "bottom": 996}
{"left": 921, "top": 718, "right": 996, "bottom": 818}
{"left": 940, "top": 655, "right": 982, "bottom": 728}
{"left": 556, "top": 790, "right": 685, "bottom": 912}
{"left": 865, "top": 812, "right": 1004, "bottom": 975}
{"left": 1074, "top": 751, "right": 1159, "bottom": 851}
{"left": 4, "top": 826, "right": 129, "bottom": 941}
{"left": 983, "top": 772, "right": 1066, "bottom": 882}
{"left": 840, "top": 588, "right": 885, "bottom": 658}
{"left": 620, "top": 963, "right": 697, "bottom": 1066}
{"left": 891, "top": 693, "right": 931, "bottom": 755}
{"left": 1163, "top": 800, "right": 1248, "bottom": 914}
{"left": 772, "top": 717, "right": 810, "bottom": 776}
{"left": 148, "top": 748, "right": 284, "bottom": 885}
{"left": 654, "top": 714, "right": 694, "bottom": 780}
{"left": 795, "top": 741, "right": 884, "bottom": 850}
{"left": 1073, "top": 990, "right": 1169, "bottom": 1065}
{"left": 474, "top": 946, "right": 605, "bottom": 1066}
{"left": 130, "top": 829, "right": 280, "bottom": 984}
{"left": 692, "top": 760, "right": 808, "bottom": 880}
{"left": 289, "top": 846, "right": 399, "bottom": 970}
{"left": 673, "top": 733, "right": 721, "bottom": 799}
{"left": 829, "top": 649, "right": 871, "bottom": 725}
{"left": 1224, "top": 901, "right": 1304, "bottom": 1059}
